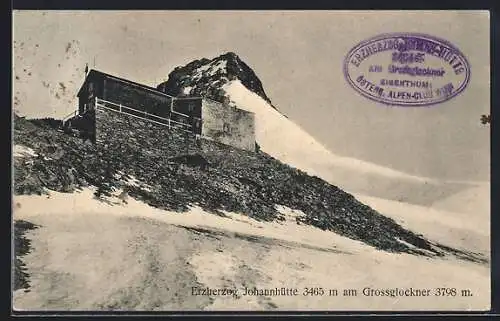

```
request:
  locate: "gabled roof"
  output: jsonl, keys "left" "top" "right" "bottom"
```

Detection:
{"left": 77, "top": 69, "right": 175, "bottom": 98}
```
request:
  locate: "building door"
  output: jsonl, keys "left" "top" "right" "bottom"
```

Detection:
{"left": 193, "top": 118, "right": 202, "bottom": 135}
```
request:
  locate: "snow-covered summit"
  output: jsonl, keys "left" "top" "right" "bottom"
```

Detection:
{"left": 157, "top": 52, "right": 274, "bottom": 107}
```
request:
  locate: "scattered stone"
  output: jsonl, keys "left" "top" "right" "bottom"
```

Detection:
{"left": 11, "top": 113, "right": 487, "bottom": 263}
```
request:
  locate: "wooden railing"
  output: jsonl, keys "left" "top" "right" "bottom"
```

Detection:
{"left": 95, "top": 97, "right": 195, "bottom": 134}
{"left": 62, "top": 110, "right": 78, "bottom": 125}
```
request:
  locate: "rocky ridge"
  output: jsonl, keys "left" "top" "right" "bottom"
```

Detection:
{"left": 157, "top": 52, "right": 275, "bottom": 108}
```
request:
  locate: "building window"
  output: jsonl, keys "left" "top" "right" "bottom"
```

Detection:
{"left": 88, "top": 82, "right": 94, "bottom": 99}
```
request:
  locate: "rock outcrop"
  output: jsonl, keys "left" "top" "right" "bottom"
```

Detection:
{"left": 157, "top": 52, "right": 275, "bottom": 108}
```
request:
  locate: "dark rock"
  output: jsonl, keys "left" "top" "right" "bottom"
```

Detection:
{"left": 156, "top": 51, "right": 276, "bottom": 108}
{"left": 14, "top": 220, "right": 39, "bottom": 291}
{"left": 11, "top": 113, "right": 487, "bottom": 263}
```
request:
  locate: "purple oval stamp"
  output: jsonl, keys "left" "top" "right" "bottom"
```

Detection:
{"left": 343, "top": 33, "right": 470, "bottom": 107}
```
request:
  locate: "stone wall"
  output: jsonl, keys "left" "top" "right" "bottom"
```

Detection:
{"left": 201, "top": 99, "right": 255, "bottom": 152}
{"left": 94, "top": 97, "right": 255, "bottom": 156}
{"left": 67, "top": 109, "right": 96, "bottom": 141}
{"left": 95, "top": 107, "right": 201, "bottom": 159}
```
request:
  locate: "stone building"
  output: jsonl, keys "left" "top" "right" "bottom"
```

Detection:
{"left": 66, "top": 69, "right": 255, "bottom": 151}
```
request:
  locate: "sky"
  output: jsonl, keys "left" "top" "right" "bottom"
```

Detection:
{"left": 12, "top": 10, "right": 490, "bottom": 182}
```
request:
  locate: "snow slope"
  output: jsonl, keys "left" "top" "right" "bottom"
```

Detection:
{"left": 223, "top": 81, "right": 428, "bottom": 183}
{"left": 222, "top": 80, "right": 484, "bottom": 207}
{"left": 353, "top": 193, "right": 490, "bottom": 257}
{"left": 13, "top": 189, "right": 490, "bottom": 311}
{"left": 13, "top": 145, "right": 38, "bottom": 158}
{"left": 431, "top": 182, "right": 490, "bottom": 216}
